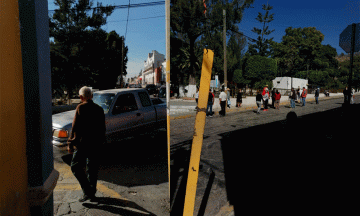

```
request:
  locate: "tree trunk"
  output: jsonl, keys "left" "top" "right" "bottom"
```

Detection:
{"left": 189, "top": 36, "right": 196, "bottom": 85}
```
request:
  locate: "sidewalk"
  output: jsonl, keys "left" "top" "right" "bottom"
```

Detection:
{"left": 170, "top": 93, "right": 351, "bottom": 119}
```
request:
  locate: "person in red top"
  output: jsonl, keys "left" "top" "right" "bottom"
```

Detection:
{"left": 301, "top": 87, "right": 307, "bottom": 107}
{"left": 274, "top": 89, "right": 281, "bottom": 110}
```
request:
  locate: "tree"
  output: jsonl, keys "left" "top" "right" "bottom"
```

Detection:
{"left": 49, "top": 0, "right": 116, "bottom": 99}
{"left": 243, "top": 55, "right": 277, "bottom": 90}
{"left": 247, "top": 2, "right": 275, "bottom": 57}
{"left": 171, "top": 0, "right": 254, "bottom": 85}
{"left": 273, "top": 27, "right": 324, "bottom": 77}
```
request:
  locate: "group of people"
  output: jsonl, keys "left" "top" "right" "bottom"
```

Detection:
{"left": 255, "top": 86, "right": 282, "bottom": 114}
{"left": 197, "top": 85, "right": 325, "bottom": 117}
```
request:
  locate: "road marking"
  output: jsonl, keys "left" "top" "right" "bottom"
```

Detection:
{"left": 54, "top": 160, "right": 125, "bottom": 200}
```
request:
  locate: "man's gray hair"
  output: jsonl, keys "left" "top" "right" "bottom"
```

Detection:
{"left": 79, "top": 86, "right": 92, "bottom": 98}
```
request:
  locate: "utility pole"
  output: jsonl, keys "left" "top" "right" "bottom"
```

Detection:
{"left": 121, "top": 37, "right": 124, "bottom": 88}
{"left": 223, "top": 9, "right": 227, "bottom": 91}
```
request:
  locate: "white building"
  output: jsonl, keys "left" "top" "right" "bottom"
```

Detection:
{"left": 272, "top": 77, "right": 308, "bottom": 94}
{"left": 143, "top": 50, "right": 165, "bottom": 85}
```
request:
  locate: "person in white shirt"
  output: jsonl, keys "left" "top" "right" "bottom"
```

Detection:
{"left": 219, "top": 87, "right": 227, "bottom": 116}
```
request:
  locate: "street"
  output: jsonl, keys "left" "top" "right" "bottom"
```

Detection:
{"left": 53, "top": 128, "right": 169, "bottom": 216}
{"left": 170, "top": 96, "right": 359, "bottom": 216}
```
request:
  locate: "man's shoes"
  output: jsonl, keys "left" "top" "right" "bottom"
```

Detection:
{"left": 79, "top": 194, "right": 97, "bottom": 202}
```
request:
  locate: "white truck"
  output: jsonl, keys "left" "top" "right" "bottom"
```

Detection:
{"left": 52, "top": 88, "right": 166, "bottom": 148}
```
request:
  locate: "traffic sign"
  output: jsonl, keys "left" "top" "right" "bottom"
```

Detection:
{"left": 339, "top": 23, "right": 360, "bottom": 53}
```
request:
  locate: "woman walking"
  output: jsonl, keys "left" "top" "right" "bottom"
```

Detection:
{"left": 274, "top": 90, "right": 281, "bottom": 110}
{"left": 263, "top": 89, "right": 269, "bottom": 111}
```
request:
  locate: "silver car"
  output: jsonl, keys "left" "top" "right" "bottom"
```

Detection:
{"left": 52, "top": 88, "right": 166, "bottom": 149}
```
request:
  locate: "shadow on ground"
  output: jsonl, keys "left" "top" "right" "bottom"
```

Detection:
{"left": 221, "top": 104, "right": 359, "bottom": 215}
{"left": 170, "top": 104, "right": 359, "bottom": 215}
{"left": 61, "top": 129, "right": 168, "bottom": 187}
{"left": 83, "top": 197, "right": 156, "bottom": 216}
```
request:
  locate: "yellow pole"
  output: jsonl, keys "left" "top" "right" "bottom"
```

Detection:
{"left": 183, "top": 49, "right": 214, "bottom": 216}
{"left": 165, "top": 0, "right": 171, "bottom": 198}
{"left": 0, "top": 0, "right": 30, "bottom": 215}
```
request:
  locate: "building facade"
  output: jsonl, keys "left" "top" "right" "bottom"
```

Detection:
{"left": 142, "top": 50, "right": 165, "bottom": 85}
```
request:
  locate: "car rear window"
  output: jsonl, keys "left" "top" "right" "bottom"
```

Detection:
{"left": 138, "top": 92, "right": 152, "bottom": 107}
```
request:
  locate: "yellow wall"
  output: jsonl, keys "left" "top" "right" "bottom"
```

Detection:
{"left": 0, "top": 0, "right": 30, "bottom": 215}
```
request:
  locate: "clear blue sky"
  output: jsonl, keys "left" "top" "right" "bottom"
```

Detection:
{"left": 239, "top": 0, "right": 360, "bottom": 55}
{"left": 48, "top": 0, "right": 165, "bottom": 79}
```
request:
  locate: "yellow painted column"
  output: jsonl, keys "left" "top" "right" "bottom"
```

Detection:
{"left": 183, "top": 49, "right": 214, "bottom": 216}
{"left": 0, "top": 0, "right": 30, "bottom": 215}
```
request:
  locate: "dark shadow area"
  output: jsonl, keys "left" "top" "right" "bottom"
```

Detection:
{"left": 221, "top": 104, "right": 359, "bottom": 215}
{"left": 60, "top": 129, "right": 168, "bottom": 187}
{"left": 197, "top": 168, "right": 215, "bottom": 216}
{"left": 170, "top": 147, "right": 191, "bottom": 216}
{"left": 83, "top": 197, "right": 156, "bottom": 216}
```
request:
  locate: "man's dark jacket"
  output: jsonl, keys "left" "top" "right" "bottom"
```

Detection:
{"left": 68, "top": 100, "right": 106, "bottom": 150}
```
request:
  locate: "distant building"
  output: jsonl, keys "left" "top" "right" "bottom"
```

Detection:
{"left": 143, "top": 50, "right": 165, "bottom": 85}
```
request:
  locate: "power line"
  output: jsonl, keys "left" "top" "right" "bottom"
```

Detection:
{"left": 125, "top": 0, "right": 131, "bottom": 40}
{"left": 48, "top": 1, "right": 165, "bottom": 12}
{"left": 107, "top": 15, "right": 165, "bottom": 22}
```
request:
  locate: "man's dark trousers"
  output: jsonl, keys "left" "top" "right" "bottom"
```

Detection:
{"left": 220, "top": 101, "right": 226, "bottom": 116}
{"left": 71, "top": 148, "right": 99, "bottom": 196}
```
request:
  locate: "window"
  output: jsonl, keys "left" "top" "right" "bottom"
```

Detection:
{"left": 138, "top": 92, "right": 152, "bottom": 107}
{"left": 112, "top": 93, "right": 138, "bottom": 115}
{"left": 93, "top": 93, "right": 115, "bottom": 114}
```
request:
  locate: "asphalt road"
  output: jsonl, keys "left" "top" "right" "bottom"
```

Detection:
{"left": 53, "top": 128, "right": 169, "bottom": 216}
{"left": 170, "top": 96, "right": 359, "bottom": 216}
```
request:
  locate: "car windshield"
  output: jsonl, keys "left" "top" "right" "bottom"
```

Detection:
{"left": 92, "top": 93, "right": 115, "bottom": 114}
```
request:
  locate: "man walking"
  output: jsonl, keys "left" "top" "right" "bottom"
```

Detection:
{"left": 290, "top": 88, "right": 296, "bottom": 109}
{"left": 207, "top": 89, "right": 214, "bottom": 117}
{"left": 301, "top": 87, "right": 307, "bottom": 107}
{"left": 68, "top": 86, "right": 106, "bottom": 202}
{"left": 315, "top": 87, "right": 320, "bottom": 104}
{"left": 219, "top": 87, "right": 227, "bottom": 116}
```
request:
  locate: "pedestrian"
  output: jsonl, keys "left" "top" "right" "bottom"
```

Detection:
{"left": 274, "top": 89, "right": 281, "bottom": 110}
{"left": 296, "top": 87, "right": 301, "bottom": 103}
{"left": 207, "top": 89, "right": 214, "bottom": 117}
{"left": 227, "top": 88, "right": 231, "bottom": 108}
{"left": 343, "top": 86, "right": 350, "bottom": 104}
{"left": 236, "top": 89, "right": 243, "bottom": 107}
{"left": 263, "top": 89, "right": 269, "bottom": 111}
{"left": 67, "top": 86, "right": 106, "bottom": 202}
{"left": 195, "top": 88, "right": 199, "bottom": 110}
{"left": 301, "top": 87, "right": 307, "bottom": 107}
{"left": 271, "top": 88, "right": 276, "bottom": 108}
{"left": 219, "top": 87, "right": 227, "bottom": 116}
{"left": 351, "top": 88, "right": 355, "bottom": 104}
{"left": 290, "top": 87, "right": 296, "bottom": 109}
{"left": 256, "top": 90, "right": 262, "bottom": 114}
{"left": 315, "top": 87, "right": 320, "bottom": 104}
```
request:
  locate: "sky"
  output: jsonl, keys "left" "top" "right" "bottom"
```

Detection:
{"left": 239, "top": 0, "right": 360, "bottom": 55}
{"left": 47, "top": 0, "right": 360, "bottom": 80}
{"left": 47, "top": 0, "right": 166, "bottom": 80}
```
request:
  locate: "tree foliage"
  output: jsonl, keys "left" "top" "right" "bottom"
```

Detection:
{"left": 170, "top": 0, "right": 254, "bottom": 85}
{"left": 247, "top": 3, "right": 275, "bottom": 57}
{"left": 49, "top": 0, "right": 127, "bottom": 98}
{"left": 243, "top": 55, "right": 277, "bottom": 89}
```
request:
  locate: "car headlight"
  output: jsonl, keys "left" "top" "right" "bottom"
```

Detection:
{"left": 53, "top": 129, "right": 68, "bottom": 138}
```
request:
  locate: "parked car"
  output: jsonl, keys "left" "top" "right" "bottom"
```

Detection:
{"left": 52, "top": 88, "right": 166, "bottom": 148}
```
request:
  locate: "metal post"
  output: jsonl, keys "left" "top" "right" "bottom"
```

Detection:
{"left": 165, "top": 0, "right": 170, "bottom": 198}
{"left": 223, "top": 9, "right": 227, "bottom": 91}
{"left": 348, "top": 23, "right": 356, "bottom": 104}
{"left": 183, "top": 49, "right": 214, "bottom": 216}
